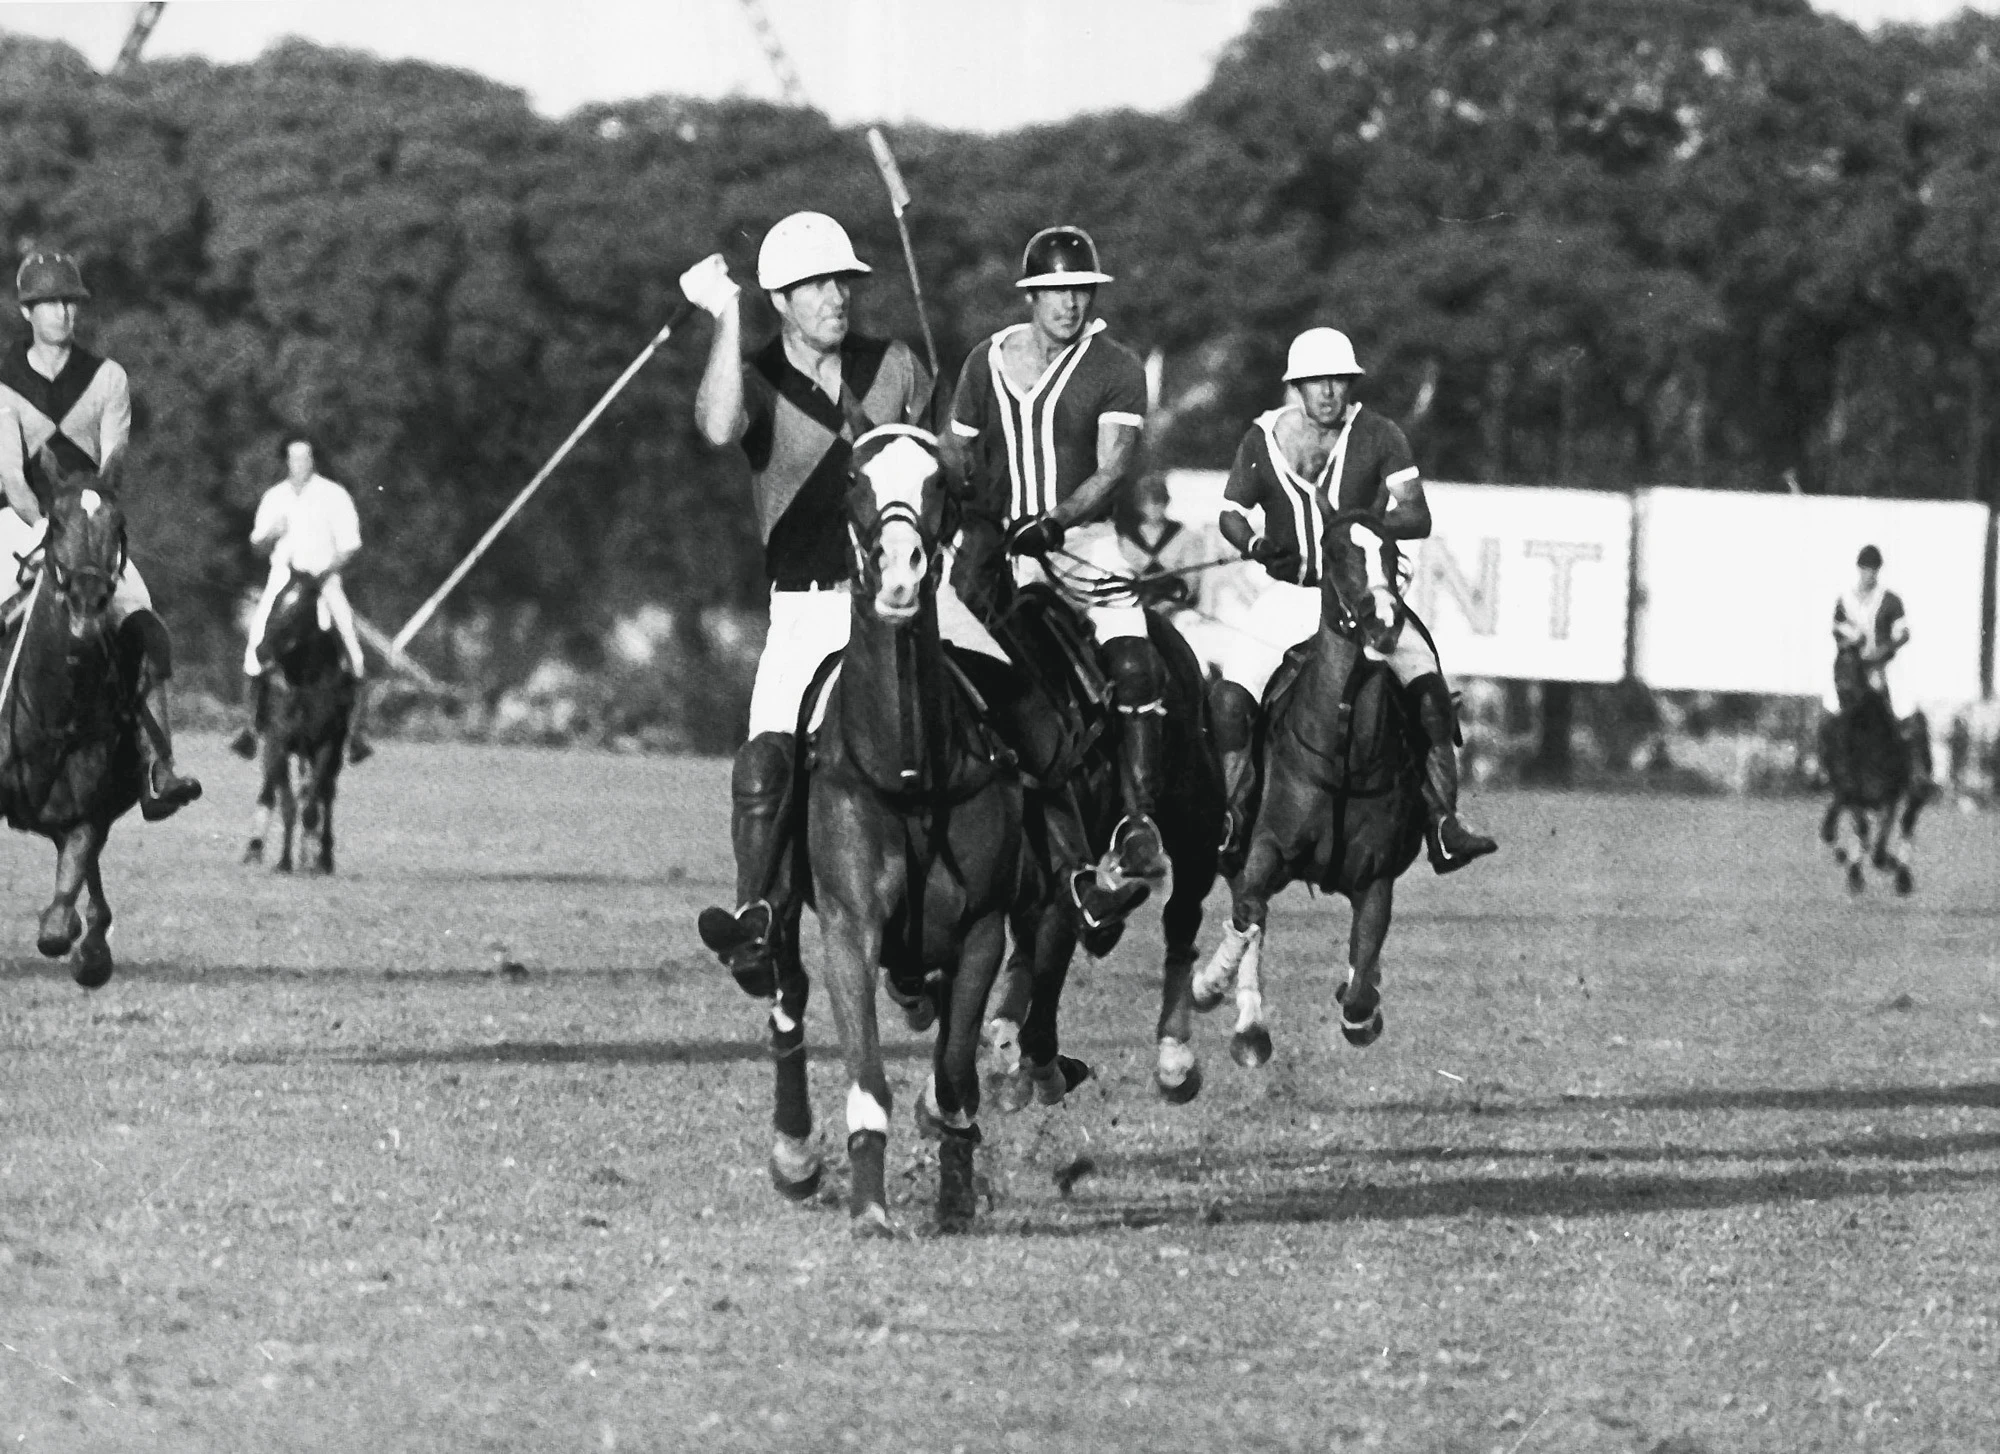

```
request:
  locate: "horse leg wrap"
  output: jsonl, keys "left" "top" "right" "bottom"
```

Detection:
{"left": 846, "top": 1131, "right": 891, "bottom": 1233}
{"left": 1192, "top": 920, "right": 1260, "bottom": 1011}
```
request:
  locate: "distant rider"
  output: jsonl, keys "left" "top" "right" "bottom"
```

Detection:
{"left": 231, "top": 433, "right": 372, "bottom": 762}
{"left": 1830, "top": 543, "right": 1934, "bottom": 798}
{"left": 0, "top": 251, "right": 202, "bottom": 820}
{"left": 1212, "top": 327, "right": 1495, "bottom": 874}
{"left": 686, "top": 212, "right": 1013, "bottom": 999}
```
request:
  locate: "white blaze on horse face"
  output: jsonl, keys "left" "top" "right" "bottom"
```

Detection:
{"left": 79, "top": 489, "right": 102, "bottom": 517}
{"left": 864, "top": 436, "right": 936, "bottom": 620}
{"left": 846, "top": 1082, "right": 890, "bottom": 1137}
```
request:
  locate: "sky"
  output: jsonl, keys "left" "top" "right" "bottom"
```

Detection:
{"left": 0, "top": 0, "right": 1996, "bottom": 133}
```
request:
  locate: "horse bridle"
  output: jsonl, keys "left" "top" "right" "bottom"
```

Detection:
{"left": 40, "top": 512, "right": 129, "bottom": 609}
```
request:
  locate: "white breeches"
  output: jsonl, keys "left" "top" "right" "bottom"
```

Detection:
{"left": 1218, "top": 581, "right": 1443, "bottom": 698}
{"left": 244, "top": 567, "right": 364, "bottom": 677}
{"left": 1013, "top": 521, "right": 1148, "bottom": 643}
{"left": 1217, "top": 580, "right": 1321, "bottom": 698}
{"left": 1, "top": 505, "right": 150, "bottom": 621}
{"left": 746, "top": 580, "right": 1009, "bottom": 739}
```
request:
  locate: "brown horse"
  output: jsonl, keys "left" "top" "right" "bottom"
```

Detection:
{"left": 243, "top": 568, "right": 357, "bottom": 874}
{"left": 770, "top": 425, "right": 1025, "bottom": 1236}
{"left": 0, "top": 453, "right": 147, "bottom": 988}
{"left": 1190, "top": 508, "right": 1428, "bottom": 1065}
{"left": 949, "top": 518, "right": 1225, "bottom": 1106}
{"left": 1818, "top": 643, "right": 1931, "bottom": 895}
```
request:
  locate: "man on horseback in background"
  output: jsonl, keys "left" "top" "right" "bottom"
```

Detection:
{"left": 0, "top": 251, "right": 202, "bottom": 821}
{"left": 685, "top": 212, "right": 1013, "bottom": 999}
{"left": 1212, "top": 327, "right": 1495, "bottom": 875}
{"left": 945, "top": 225, "right": 1172, "bottom": 911}
{"left": 230, "top": 433, "right": 372, "bottom": 762}
{"left": 1830, "top": 544, "right": 1934, "bottom": 799}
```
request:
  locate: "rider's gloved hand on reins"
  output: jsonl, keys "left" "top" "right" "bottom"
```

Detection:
{"left": 1244, "top": 534, "right": 1301, "bottom": 580}
{"left": 1005, "top": 515, "right": 1066, "bottom": 559}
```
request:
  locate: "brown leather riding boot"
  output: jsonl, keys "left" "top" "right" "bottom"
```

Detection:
{"left": 697, "top": 733, "right": 795, "bottom": 999}
{"left": 1411, "top": 675, "right": 1495, "bottom": 874}
{"left": 1109, "top": 700, "right": 1172, "bottom": 882}
{"left": 136, "top": 675, "right": 203, "bottom": 822}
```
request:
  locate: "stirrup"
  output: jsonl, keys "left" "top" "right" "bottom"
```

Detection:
{"left": 1108, "top": 814, "right": 1170, "bottom": 882}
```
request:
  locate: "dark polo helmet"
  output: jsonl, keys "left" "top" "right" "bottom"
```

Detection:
{"left": 16, "top": 252, "right": 90, "bottom": 305}
{"left": 1017, "top": 226, "right": 1113, "bottom": 289}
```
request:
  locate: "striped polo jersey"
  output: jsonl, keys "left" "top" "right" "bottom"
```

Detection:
{"left": 0, "top": 342, "right": 131, "bottom": 509}
{"left": 948, "top": 320, "right": 1147, "bottom": 524}
{"left": 741, "top": 333, "right": 931, "bottom": 589}
{"left": 1223, "top": 403, "right": 1418, "bottom": 587}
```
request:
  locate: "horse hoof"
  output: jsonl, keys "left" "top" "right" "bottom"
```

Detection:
{"left": 770, "top": 1158, "right": 823, "bottom": 1203}
{"left": 1078, "top": 919, "right": 1126, "bottom": 960}
{"left": 913, "top": 1083, "right": 946, "bottom": 1141}
{"left": 1230, "top": 1025, "right": 1273, "bottom": 1068}
{"left": 1845, "top": 864, "right": 1865, "bottom": 896}
{"left": 1031, "top": 1055, "right": 1092, "bottom": 1106}
{"left": 1341, "top": 1007, "right": 1385, "bottom": 1048}
{"left": 1155, "top": 1059, "right": 1204, "bottom": 1105}
{"left": 1190, "top": 981, "right": 1226, "bottom": 1014}
{"left": 71, "top": 940, "right": 114, "bottom": 991}
{"left": 850, "top": 1204, "right": 897, "bottom": 1240}
{"left": 1894, "top": 866, "right": 1915, "bottom": 896}
{"left": 37, "top": 910, "right": 81, "bottom": 960}
{"left": 242, "top": 838, "right": 264, "bottom": 865}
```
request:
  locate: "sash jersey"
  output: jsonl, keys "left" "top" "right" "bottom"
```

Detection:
{"left": 1831, "top": 585, "right": 1908, "bottom": 711}
{"left": 0, "top": 342, "right": 131, "bottom": 508}
{"left": 742, "top": 332, "right": 929, "bottom": 589}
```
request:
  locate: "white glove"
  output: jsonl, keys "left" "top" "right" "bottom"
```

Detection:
{"left": 678, "top": 253, "right": 740, "bottom": 318}
{"left": 1369, "top": 586, "right": 1398, "bottom": 630}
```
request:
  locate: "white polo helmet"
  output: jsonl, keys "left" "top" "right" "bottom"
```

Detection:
{"left": 1283, "top": 327, "right": 1365, "bottom": 381}
{"left": 756, "top": 211, "right": 872, "bottom": 292}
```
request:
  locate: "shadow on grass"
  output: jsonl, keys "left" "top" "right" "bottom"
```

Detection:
{"left": 0, "top": 959, "right": 683, "bottom": 986}
{"left": 1324, "top": 1081, "right": 2000, "bottom": 1119}
{"left": 336, "top": 1038, "right": 931, "bottom": 1067}
{"left": 1010, "top": 1158, "right": 2000, "bottom": 1236}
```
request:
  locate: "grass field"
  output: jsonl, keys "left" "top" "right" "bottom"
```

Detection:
{"left": 3, "top": 736, "right": 1998, "bottom": 1453}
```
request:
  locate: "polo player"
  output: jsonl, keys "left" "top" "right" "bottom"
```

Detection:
{"left": 1831, "top": 543, "right": 1935, "bottom": 801}
{"left": 685, "top": 212, "right": 1012, "bottom": 999}
{"left": 0, "top": 251, "right": 201, "bottom": 820}
{"left": 1212, "top": 327, "right": 1495, "bottom": 874}
{"left": 945, "top": 225, "right": 1172, "bottom": 911}
{"left": 231, "top": 433, "right": 372, "bottom": 762}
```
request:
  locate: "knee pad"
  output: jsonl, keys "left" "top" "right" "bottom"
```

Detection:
{"left": 1210, "top": 680, "right": 1257, "bottom": 752}
{"left": 733, "top": 731, "right": 794, "bottom": 804}
{"left": 118, "top": 610, "right": 173, "bottom": 680}
{"left": 1102, "top": 636, "right": 1161, "bottom": 710}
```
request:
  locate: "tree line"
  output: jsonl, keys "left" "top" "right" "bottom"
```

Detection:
{"left": 4, "top": 0, "right": 2000, "bottom": 746}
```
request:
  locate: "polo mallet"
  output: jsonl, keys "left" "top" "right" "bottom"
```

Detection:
{"left": 867, "top": 126, "right": 940, "bottom": 378}
{"left": 391, "top": 299, "right": 697, "bottom": 655}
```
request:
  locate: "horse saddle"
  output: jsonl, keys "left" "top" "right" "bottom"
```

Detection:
{"left": 797, "top": 647, "right": 1010, "bottom": 799}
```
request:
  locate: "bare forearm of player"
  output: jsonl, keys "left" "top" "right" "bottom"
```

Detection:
{"left": 0, "top": 422, "right": 39, "bottom": 524}
{"left": 1218, "top": 509, "right": 1256, "bottom": 555}
{"left": 1050, "top": 422, "right": 1138, "bottom": 528}
{"left": 692, "top": 306, "right": 748, "bottom": 448}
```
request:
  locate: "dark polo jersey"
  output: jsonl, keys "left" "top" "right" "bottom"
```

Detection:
{"left": 1223, "top": 403, "right": 1418, "bottom": 587}
{"left": 948, "top": 319, "right": 1147, "bottom": 525}
{"left": 741, "top": 333, "right": 930, "bottom": 590}
{"left": 0, "top": 342, "right": 131, "bottom": 510}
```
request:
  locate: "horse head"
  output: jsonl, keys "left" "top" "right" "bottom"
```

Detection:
{"left": 1319, "top": 507, "right": 1400, "bottom": 649}
{"left": 37, "top": 448, "right": 129, "bottom": 638}
{"left": 263, "top": 566, "right": 326, "bottom": 661}
{"left": 847, "top": 424, "right": 948, "bottom": 626}
{"left": 1833, "top": 642, "right": 1877, "bottom": 715}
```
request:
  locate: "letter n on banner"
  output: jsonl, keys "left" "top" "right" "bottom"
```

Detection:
{"left": 1413, "top": 537, "right": 1500, "bottom": 635}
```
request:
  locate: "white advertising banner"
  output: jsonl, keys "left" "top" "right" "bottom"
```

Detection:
{"left": 1633, "top": 488, "right": 1988, "bottom": 705}
{"left": 1162, "top": 474, "right": 1632, "bottom": 683}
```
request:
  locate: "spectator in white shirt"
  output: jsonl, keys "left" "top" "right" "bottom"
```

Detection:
{"left": 230, "top": 434, "right": 370, "bottom": 758}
